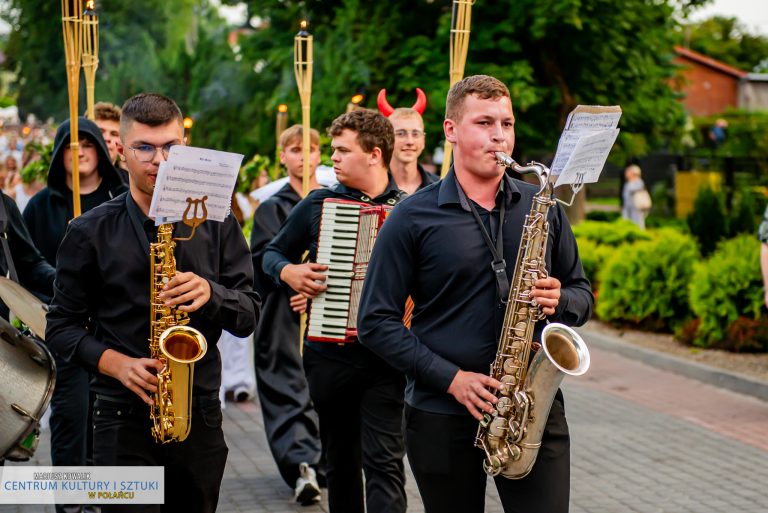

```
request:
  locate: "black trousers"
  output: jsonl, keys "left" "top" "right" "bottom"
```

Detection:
{"left": 91, "top": 394, "right": 228, "bottom": 513}
{"left": 303, "top": 346, "right": 407, "bottom": 513}
{"left": 254, "top": 287, "right": 322, "bottom": 487}
{"left": 405, "top": 390, "right": 570, "bottom": 513}
{"left": 49, "top": 356, "right": 94, "bottom": 513}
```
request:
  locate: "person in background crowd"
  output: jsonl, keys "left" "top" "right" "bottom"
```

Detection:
{"left": 250, "top": 124, "right": 324, "bottom": 505}
{"left": 621, "top": 164, "right": 650, "bottom": 230}
{"left": 92, "top": 101, "right": 128, "bottom": 180}
{"left": 388, "top": 108, "right": 438, "bottom": 194}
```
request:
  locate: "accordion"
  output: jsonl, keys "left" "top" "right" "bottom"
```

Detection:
{"left": 307, "top": 199, "right": 393, "bottom": 343}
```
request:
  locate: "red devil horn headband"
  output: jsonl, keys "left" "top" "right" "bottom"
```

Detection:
{"left": 377, "top": 88, "right": 427, "bottom": 117}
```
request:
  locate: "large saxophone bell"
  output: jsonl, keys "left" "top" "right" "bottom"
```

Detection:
{"left": 153, "top": 326, "right": 207, "bottom": 443}
{"left": 541, "top": 323, "right": 590, "bottom": 377}
{"left": 159, "top": 326, "right": 207, "bottom": 364}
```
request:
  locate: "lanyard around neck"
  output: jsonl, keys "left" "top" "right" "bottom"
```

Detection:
{"left": 466, "top": 196, "right": 509, "bottom": 304}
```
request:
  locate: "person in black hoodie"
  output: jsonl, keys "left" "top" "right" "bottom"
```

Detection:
{"left": 251, "top": 125, "right": 324, "bottom": 504}
{"left": 24, "top": 116, "right": 127, "bottom": 265}
{"left": 22, "top": 116, "right": 126, "bottom": 513}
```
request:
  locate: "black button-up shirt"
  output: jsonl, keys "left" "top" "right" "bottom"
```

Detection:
{"left": 357, "top": 168, "right": 593, "bottom": 415}
{"left": 46, "top": 192, "right": 260, "bottom": 401}
{"left": 262, "top": 175, "right": 403, "bottom": 361}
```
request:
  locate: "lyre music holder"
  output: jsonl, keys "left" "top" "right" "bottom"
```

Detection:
{"left": 173, "top": 196, "right": 208, "bottom": 241}
{"left": 555, "top": 173, "right": 585, "bottom": 208}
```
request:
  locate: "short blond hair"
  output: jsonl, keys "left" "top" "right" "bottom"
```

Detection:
{"left": 445, "top": 75, "right": 510, "bottom": 122}
{"left": 93, "top": 102, "right": 121, "bottom": 122}
{"left": 389, "top": 108, "right": 422, "bottom": 122}
{"left": 280, "top": 125, "right": 320, "bottom": 149}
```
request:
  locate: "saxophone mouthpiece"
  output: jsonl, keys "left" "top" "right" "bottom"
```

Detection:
{"left": 495, "top": 152, "right": 515, "bottom": 168}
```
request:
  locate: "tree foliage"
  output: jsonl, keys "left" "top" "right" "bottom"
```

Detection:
{"left": 2, "top": 0, "right": 708, "bottom": 160}
{"left": 683, "top": 16, "right": 768, "bottom": 73}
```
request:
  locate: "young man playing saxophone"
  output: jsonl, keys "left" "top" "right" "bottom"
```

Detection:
{"left": 46, "top": 93, "right": 260, "bottom": 513}
{"left": 357, "top": 75, "right": 593, "bottom": 513}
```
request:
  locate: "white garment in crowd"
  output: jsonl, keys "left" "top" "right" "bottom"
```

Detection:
{"left": 218, "top": 330, "right": 257, "bottom": 407}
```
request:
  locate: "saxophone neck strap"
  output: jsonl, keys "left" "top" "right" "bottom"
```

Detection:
{"left": 467, "top": 197, "right": 509, "bottom": 304}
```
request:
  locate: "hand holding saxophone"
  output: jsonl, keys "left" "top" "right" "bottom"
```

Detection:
{"left": 530, "top": 276, "right": 561, "bottom": 316}
{"left": 447, "top": 370, "right": 503, "bottom": 421}
{"left": 97, "top": 349, "right": 164, "bottom": 406}
{"left": 158, "top": 271, "right": 211, "bottom": 312}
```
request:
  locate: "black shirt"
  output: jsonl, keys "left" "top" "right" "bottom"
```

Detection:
{"left": 46, "top": 192, "right": 260, "bottom": 401}
{"left": 262, "top": 175, "right": 404, "bottom": 362}
{"left": 0, "top": 192, "right": 55, "bottom": 311}
{"left": 356, "top": 168, "right": 593, "bottom": 415}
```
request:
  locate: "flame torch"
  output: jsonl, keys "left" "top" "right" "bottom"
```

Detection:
{"left": 62, "top": 0, "right": 83, "bottom": 217}
{"left": 82, "top": 0, "right": 99, "bottom": 120}
{"left": 293, "top": 20, "right": 313, "bottom": 198}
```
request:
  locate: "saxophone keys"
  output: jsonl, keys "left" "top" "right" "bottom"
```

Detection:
{"left": 500, "top": 374, "right": 517, "bottom": 394}
{"left": 489, "top": 416, "right": 507, "bottom": 438}
{"left": 496, "top": 396, "right": 512, "bottom": 415}
{"left": 502, "top": 358, "right": 518, "bottom": 374}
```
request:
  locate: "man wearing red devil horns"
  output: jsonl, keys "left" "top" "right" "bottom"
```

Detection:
{"left": 377, "top": 88, "right": 439, "bottom": 195}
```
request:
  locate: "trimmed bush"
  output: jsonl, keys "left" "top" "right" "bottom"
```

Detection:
{"left": 575, "top": 238, "right": 613, "bottom": 292}
{"left": 572, "top": 219, "right": 652, "bottom": 247}
{"left": 574, "top": 219, "right": 652, "bottom": 293}
{"left": 687, "top": 186, "right": 728, "bottom": 256}
{"left": 688, "top": 235, "right": 764, "bottom": 348}
{"left": 596, "top": 229, "right": 698, "bottom": 331}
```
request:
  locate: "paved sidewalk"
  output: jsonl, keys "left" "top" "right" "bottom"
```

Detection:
{"left": 2, "top": 342, "right": 767, "bottom": 513}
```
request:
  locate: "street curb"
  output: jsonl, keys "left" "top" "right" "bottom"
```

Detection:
{"left": 575, "top": 326, "right": 768, "bottom": 403}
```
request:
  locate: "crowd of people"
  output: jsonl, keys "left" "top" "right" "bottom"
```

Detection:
{"left": 0, "top": 75, "right": 593, "bottom": 513}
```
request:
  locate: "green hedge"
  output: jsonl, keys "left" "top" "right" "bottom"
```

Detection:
{"left": 574, "top": 219, "right": 652, "bottom": 290}
{"left": 573, "top": 219, "right": 652, "bottom": 247}
{"left": 688, "top": 235, "right": 764, "bottom": 349}
{"left": 595, "top": 229, "right": 698, "bottom": 331}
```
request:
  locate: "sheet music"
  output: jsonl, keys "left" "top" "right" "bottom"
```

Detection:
{"left": 551, "top": 105, "right": 622, "bottom": 183}
{"left": 555, "top": 128, "right": 620, "bottom": 187}
{"left": 149, "top": 145, "right": 244, "bottom": 224}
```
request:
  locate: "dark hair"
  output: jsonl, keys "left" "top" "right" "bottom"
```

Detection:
{"left": 445, "top": 75, "right": 511, "bottom": 122}
{"left": 120, "top": 93, "right": 183, "bottom": 139}
{"left": 93, "top": 102, "right": 121, "bottom": 123}
{"left": 328, "top": 110, "right": 394, "bottom": 167}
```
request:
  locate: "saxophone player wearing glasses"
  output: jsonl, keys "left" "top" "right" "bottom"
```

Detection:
{"left": 46, "top": 93, "right": 260, "bottom": 513}
{"left": 357, "top": 75, "right": 593, "bottom": 513}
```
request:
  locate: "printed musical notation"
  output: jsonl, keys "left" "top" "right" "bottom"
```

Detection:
{"left": 550, "top": 105, "right": 622, "bottom": 187}
{"left": 149, "top": 145, "right": 244, "bottom": 224}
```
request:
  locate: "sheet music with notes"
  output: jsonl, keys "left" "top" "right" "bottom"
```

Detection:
{"left": 149, "top": 145, "right": 244, "bottom": 224}
{"left": 550, "top": 105, "right": 622, "bottom": 187}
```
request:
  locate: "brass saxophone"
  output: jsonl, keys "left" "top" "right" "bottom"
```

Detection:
{"left": 149, "top": 221, "right": 207, "bottom": 443}
{"left": 475, "top": 153, "right": 590, "bottom": 479}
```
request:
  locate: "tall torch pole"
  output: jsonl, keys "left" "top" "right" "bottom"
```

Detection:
{"left": 293, "top": 20, "right": 313, "bottom": 199}
{"left": 293, "top": 20, "right": 313, "bottom": 353}
{"left": 440, "top": 0, "right": 476, "bottom": 178}
{"left": 62, "top": 0, "right": 84, "bottom": 217}
{"left": 82, "top": 0, "right": 99, "bottom": 120}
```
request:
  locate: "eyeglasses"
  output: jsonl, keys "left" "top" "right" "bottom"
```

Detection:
{"left": 128, "top": 143, "right": 176, "bottom": 163}
{"left": 394, "top": 129, "right": 425, "bottom": 139}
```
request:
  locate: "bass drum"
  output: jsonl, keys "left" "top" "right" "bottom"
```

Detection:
{"left": 0, "top": 316, "right": 55, "bottom": 461}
